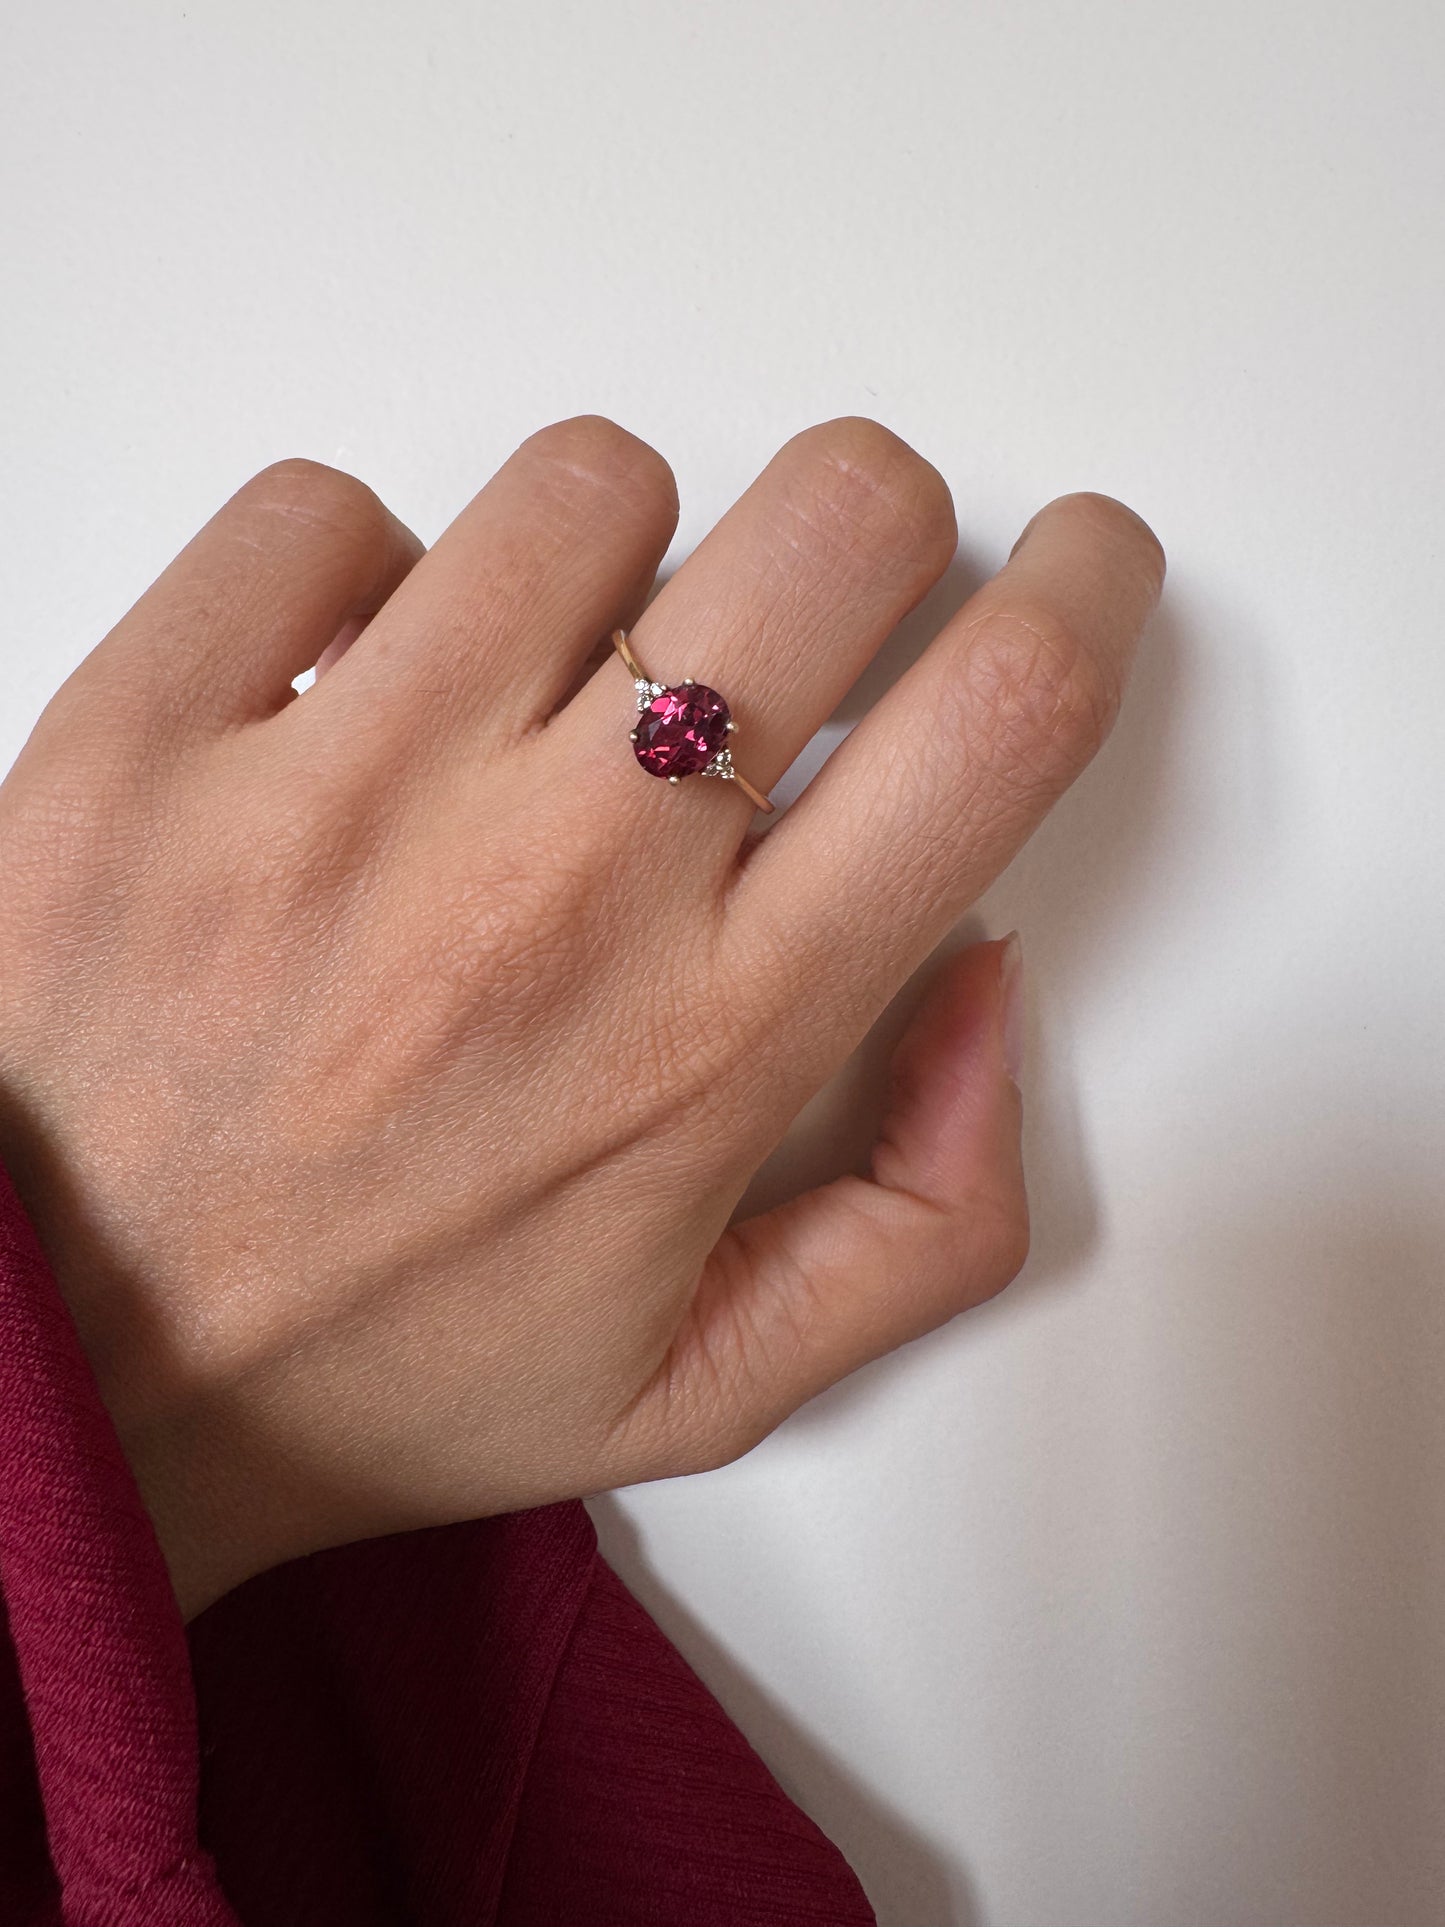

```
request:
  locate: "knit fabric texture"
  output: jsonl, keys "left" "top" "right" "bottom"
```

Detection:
{"left": 0, "top": 1159, "right": 875, "bottom": 1926}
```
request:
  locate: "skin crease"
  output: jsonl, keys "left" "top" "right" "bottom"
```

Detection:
{"left": 0, "top": 417, "right": 1165, "bottom": 1619}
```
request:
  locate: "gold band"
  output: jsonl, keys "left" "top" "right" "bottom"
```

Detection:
{"left": 611, "top": 629, "right": 648, "bottom": 683}
{"left": 612, "top": 629, "right": 775, "bottom": 814}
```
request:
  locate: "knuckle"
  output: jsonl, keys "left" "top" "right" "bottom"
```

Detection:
{"left": 242, "top": 457, "right": 391, "bottom": 548}
{"left": 521, "top": 414, "right": 679, "bottom": 517}
{"left": 1051, "top": 489, "right": 1167, "bottom": 587}
{"left": 958, "top": 594, "right": 1123, "bottom": 781}
{"left": 795, "top": 416, "right": 957, "bottom": 558}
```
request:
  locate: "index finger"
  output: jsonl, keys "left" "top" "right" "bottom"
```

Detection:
{"left": 722, "top": 491, "right": 1165, "bottom": 1084}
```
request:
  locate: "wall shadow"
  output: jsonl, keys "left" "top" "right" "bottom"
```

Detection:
{"left": 589, "top": 1492, "right": 982, "bottom": 1927}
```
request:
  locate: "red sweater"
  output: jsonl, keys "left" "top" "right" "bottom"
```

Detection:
{"left": 0, "top": 1161, "right": 875, "bottom": 1925}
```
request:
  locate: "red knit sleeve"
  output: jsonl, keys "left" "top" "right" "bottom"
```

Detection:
{"left": 0, "top": 1161, "right": 237, "bottom": 1926}
{"left": 0, "top": 1159, "right": 875, "bottom": 1926}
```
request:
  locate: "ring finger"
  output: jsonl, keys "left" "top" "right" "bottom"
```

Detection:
{"left": 544, "top": 417, "right": 959, "bottom": 870}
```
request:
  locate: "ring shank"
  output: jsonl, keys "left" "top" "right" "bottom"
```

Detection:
{"left": 728, "top": 767, "right": 774, "bottom": 813}
{"left": 612, "top": 629, "right": 649, "bottom": 683}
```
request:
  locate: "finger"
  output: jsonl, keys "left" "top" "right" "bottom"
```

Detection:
{"left": 545, "top": 417, "right": 957, "bottom": 861}
{"left": 725, "top": 492, "right": 1164, "bottom": 1085}
{"left": 617, "top": 936, "right": 1028, "bottom": 1473}
{"left": 314, "top": 613, "right": 369, "bottom": 678}
{"left": 87, "top": 459, "right": 424, "bottom": 730}
{"left": 308, "top": 415, "right": 679, "bottom": 746}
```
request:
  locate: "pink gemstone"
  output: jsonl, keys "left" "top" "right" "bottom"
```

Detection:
{"left": 632, "top": 683, "right": 731, "bottom": 779}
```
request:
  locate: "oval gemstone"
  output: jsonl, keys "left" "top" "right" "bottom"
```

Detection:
{"left": 632, "top": 683, "right": 731, "bottom": 779}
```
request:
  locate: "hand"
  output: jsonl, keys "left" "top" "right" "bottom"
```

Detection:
{"left": 0, "top": 418, "right": 1164, "bottom": 1617}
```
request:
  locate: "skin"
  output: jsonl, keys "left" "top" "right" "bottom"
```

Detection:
{"left": 0, "top": 417, "right": 1164, "bottom": 1619}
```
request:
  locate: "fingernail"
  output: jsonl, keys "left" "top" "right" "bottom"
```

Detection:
{"left": 999, "top": 930, "right": 1024, "bottom": 1085}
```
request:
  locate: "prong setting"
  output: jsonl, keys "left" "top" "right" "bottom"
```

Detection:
{"left": 615, "top": 629, "right": 774, "bottom": 814}
{"left": 699, "top": 746, "right": 737, "bottom": 783}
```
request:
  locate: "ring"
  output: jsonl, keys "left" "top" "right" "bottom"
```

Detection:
{"left": 613, "top": 629, "right": 775, "bottom": 814}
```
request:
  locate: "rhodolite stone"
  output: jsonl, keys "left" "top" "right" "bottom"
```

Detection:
{"left": 633, "top": 683, "right": 731, "bottom": 778}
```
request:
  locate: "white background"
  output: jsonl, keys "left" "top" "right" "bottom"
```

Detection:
{"left": 4, "top": 5, "right": 1443, "bottom": 1923}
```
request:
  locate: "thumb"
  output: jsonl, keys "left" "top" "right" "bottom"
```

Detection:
{"left": 632, "top": 933, "right": 1029, "bottom": 1475}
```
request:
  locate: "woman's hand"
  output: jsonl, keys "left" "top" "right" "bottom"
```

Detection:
{"left": 0, "top": 418, "right": 1163, "bottom": 1617}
